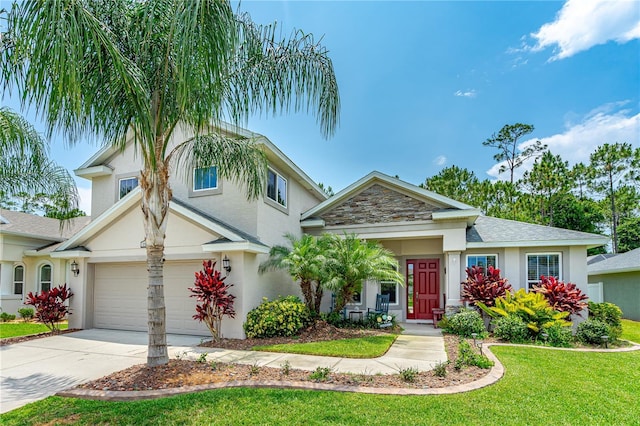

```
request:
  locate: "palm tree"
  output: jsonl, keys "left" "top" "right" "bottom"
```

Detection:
{"left": 0, "top": 107, "right": 78, "bottom": 213}
{"left": 259, "top": 233, "right": 329, "bottom": 315}
{"left": 325, "top": 233, "right": 404, "bottom": 314}
{"left": 4, "top": 1, "right": 339, "bottom": 366}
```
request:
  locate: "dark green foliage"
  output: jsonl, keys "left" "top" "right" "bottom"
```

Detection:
{"left": 0, "top": 312, "right": 16, "bottom": 322}
{"left": 617, "top": 217, "right": 640, "bottom": 252}
{"left": 309, "top": 366, "right": 332, "bottom": 382}
{"left": 244, "top": 296, "right": 311, "bottom": 338}
{"left": 543, "top": 322, "right": 574, "bottom": 348}
{"left": 433, "top": 361, "right": 448, "bottom": 378}
{"left": 492, "top": 315, "right": 529, "bottom": 343}
{"left": 588, "top": 302, "right": 623, "bottom": 340}
{"left": 576, "top": 319, "right": 611, "bottom": 345}
{"left": 455, "top": 340, "right": 493, "bottom": 370}
{"left": 17, "top": 307, "right": 34, "bottom": 321}
{"left": 398, "top": 367, "right": 419, "bottom": 383}
{"left": 442, "top": 309, "right": 486, "bottom": 338}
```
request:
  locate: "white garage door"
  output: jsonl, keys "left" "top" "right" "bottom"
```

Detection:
{"left": 94, "top": 262, "right": 208, "bottom": 335}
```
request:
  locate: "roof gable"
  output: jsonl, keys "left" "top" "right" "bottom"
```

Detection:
{"left": 587, "top": 247, "right": 640, "bottom": 275}
{"left": 302, "top": 171, "right": 476, "bottom": 225}
{"left": 0, "top": 209, "right": 90, "bottom": 242}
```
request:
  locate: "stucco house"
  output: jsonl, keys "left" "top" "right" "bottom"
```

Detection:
{"left": 0, "top": 124, "right": 608, "bottom": 337}
{"left": 0, "top": 211, "right": 90, "bottom": 315}
{"left": 588, "top": 248, "right": 640, "bottom": 321}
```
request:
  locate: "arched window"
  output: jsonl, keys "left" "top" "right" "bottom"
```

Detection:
{"left": 39, "top": 264, "right": 52, "bottom": 292}
{"left": 13, "top": 265, "right": 24, "bottom": 295}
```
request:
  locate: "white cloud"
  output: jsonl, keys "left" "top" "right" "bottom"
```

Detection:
{"left": 486, "top": 103, "right": 640, "bottom": 181}
{"left": 433, "top": 155, "right": 447, "bottom": 166}
{"left": 77, "top": 185, "right": 92, "bottom": 216}
{"left": 454, "top": 89, "right": 477, "bottom": 98}
{"left": 531, "top": 0, "right": 640, "bottom": 61}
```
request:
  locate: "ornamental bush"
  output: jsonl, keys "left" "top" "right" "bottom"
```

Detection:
{"left": 576, "top": 319, "right": 610, "bottom": 345}
{"left": 492, "top": 315, "right": 529, "bottom": 343}
{"left": 25, "top": 284, "right": 73, "bottom": 333}
{"left": 18, "top": 307, "right": 35, "bottom": 321}
{"left": 532, "top": 276, "right": 588, "bottom": 319}
{"left": 461, "top": 265, "right": 512, "bottom": 307}
{"left": 442, "top": 309, "right": 486, "bottom": 338}
{"left": 543, "top": 322, "right": 574, "bottom": 348}
{"left": 588, "top": 302, "right": 622, "bottom": 340}
{"left": 244, "top": 296, "right": 311, "bottom": 338}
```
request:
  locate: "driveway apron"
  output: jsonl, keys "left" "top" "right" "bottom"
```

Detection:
{"left": 0, "top": 329, "right": 205, "bottom": 414}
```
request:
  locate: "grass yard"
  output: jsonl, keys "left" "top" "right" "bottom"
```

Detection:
{"left": 252, "top": 334, "right": 397, "bottom": 358}
{"left": 2, "top": 345, "right": 638, "bottom": 425}
{"left": 621, "top": 319, "right": 640, "bottom": 344}
{"left": 0, "top": 322, "right": 68, "bottom": 339}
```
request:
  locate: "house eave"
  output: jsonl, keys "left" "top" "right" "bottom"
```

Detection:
{"left": 74, "top": 165, "right": 113, "bottom": 179}
{"left": 588, "top": 266, "right": 640, "bottom": 275}
{"left": 433, "top": 209, "right": 481, "bottom": 226}
{"left": 202, "top": 241, "right": 269, "bottom": 254}
{"left": 466, "top": 238, "right": 609, "bottom": 249}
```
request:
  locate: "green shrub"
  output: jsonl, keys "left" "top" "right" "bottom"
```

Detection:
{"left": 0, "top": 312, "right": 16, "bottom": 322}
{"left": 588, "top": 302, "right": 622, "bottom": 340}
{"left": 543, "top": 322, "right": 574, "bottom": 348}
{"left": 492, "top": 315, "right": 529, "bottom": 343}
{"left": 576, "top": 319, "right": 611, "bottom": 345}
{"left": 455, "top": 339, "right": 494, "bottom": 370}
{"left": 244, "top": 296, "right": 311, "bottom": 338}
{"left": 478, "top": 288, "right": 571, "bottom": 335}
{"left": 398, "top": 366, "right": 419, "bottom": 383}
{"left": 309, "top": 366, "right": 332, "bottom": 382}
{"left": 442, "top": 309, "right": 486, "bottom": 338}
{"left": 18, "top": 307, "right": 35, "bottom": 321}
{"left": 433, "top": 361, "right": 448, "bottom": 378}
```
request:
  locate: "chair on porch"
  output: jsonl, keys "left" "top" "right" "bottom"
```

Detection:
{"left": 367, "top": 294, "right": 390, "bottom": 319}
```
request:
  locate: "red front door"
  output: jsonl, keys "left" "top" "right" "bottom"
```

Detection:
{"left": 407, "top": 259, "right": 440, "bottom": 320}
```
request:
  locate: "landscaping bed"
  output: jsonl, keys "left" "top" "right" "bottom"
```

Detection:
{"left": 77, "top": 334, "right": 487, "bottom": 391}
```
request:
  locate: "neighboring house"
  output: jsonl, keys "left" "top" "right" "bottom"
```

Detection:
{"left": 1, "top": 124, "right": 608, "bottom": 337}
{"left": 588, "top": 248, "right": 640, "bottom": 321}
{"left": 0, "top": 211, "right": 90, "bottom": 314}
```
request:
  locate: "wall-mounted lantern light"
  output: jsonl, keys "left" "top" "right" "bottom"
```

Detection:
{"left": 222, "top": 255, "right": 231, "bottom": 273}
{"left": 71, "top": 260, "right": 80, "bottom": 277}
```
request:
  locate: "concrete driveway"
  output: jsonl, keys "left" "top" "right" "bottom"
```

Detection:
{"left": 0, "top": 329, "right": 205, "bottom": 414}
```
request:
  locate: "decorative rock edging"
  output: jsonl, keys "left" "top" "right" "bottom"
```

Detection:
{"left": 55, "top": 341, "right": 640, "bottom": 402}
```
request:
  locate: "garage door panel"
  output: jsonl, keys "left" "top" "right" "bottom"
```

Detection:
{"left": 94, "top": 262, "right": 208, "bottom": 335}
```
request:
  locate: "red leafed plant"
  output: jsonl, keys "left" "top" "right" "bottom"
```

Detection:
{"left": 532, "top": 276, "right": 588, "bottom": 319}
{"left": 461, "top": 265, "right": 512, "bottom": 307}
{"left": 25, "top": 284, "right": 73, "bottom": 333}
{"left": 189, "top": 260, "right": 236, "bottom": 341}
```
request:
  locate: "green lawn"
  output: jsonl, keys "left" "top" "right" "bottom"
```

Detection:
{"left": 621, "top": 319, "right": 640, "bottom": 344}
{"left": 2, "top": 346, "right": 638, "bottom": 425}
{"left": 0, "top": 322, "right": 68, "bottom": 339}
{"left": 252, "top": 335, "right": 397, "bottom": 358}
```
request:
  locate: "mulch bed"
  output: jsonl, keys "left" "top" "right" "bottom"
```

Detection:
{"left": 78, "top": 322, "right": 490, "bottom": 391}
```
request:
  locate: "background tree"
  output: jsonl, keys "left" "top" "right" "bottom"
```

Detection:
{"left": 324, "top": 233, "right": 403, "bottom": 314}
{"left": 259, "top": 233, "right": 329, "bottom": 315}
{"left": 5, "top": 1, "right": 339, "bottom": 367}
{"left": 421, "top": 165, "right": 479, "bottom": 205}
{"left": 588, "top": 143, "right": 640, "bottom": 253}
{"left": 617, "top": 217, "right": 640, "bottom": 252}
{"left": 482, "top": 123, "right": 547, "bottom": 185}
{"left": 521, "top": 151, "right": 570, "bottom": 227}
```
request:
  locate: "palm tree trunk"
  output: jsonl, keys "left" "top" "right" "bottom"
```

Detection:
{"left": 141, "top": 165, "right": 172, "bottom": 367}
{"left": 313, "top": 283, "right": 324, "bottom": 315}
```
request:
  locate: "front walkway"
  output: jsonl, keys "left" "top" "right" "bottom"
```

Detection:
{"left": 186, "top": 322, "right": 447, "bottom": 375}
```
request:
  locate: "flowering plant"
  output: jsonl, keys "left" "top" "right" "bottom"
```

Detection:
{"left": 375, "top": 313, "right": 394, "bottom": 328}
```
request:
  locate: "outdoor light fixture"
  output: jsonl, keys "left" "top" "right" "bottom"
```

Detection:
{"left": 222, "top": 255, "right": 231, "bottom": 273}
{"left": 601, "top": 335, "right": 609, "bottom": 349}
{"left": 70, "top": 260, "right": 80, "bottom": 277}
{"left": 471, "top": 332, "right": 478, "bottom": 346}
{"left": 541, "top": 332, "right": 549, "bottom": 343}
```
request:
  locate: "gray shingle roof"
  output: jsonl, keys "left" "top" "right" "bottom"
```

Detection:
{"left": 587, "top": 247, "right": 640, "bottom": 274}
{"left": 467, "top": 216, "right": 608, "bottom": 247}
{"left": 0, "top": 209, "right": 91, "bottom": 241}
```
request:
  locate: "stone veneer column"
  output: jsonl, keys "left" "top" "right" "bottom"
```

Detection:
{"left": 445, "top": 251, "right": 462, "bottom": 314}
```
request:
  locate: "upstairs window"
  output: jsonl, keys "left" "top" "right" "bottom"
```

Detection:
{"left": 193, "top": 166, "right": 218, "bottom": 191}
{"left": 39, "top": 264, "right": 52, "bottom": 292}
{"left": 13, "top": 265, "right": 24, "bottom": 295}
{"left": 267, "top": 168, "right": 287, "bottom": 207}
{"left": 527, "top": 253, "right": 561, "bottom": 290}
{"left": 119, "top": 177, "right": 139, "bottom": 199}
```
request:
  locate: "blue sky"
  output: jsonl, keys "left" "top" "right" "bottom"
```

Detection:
{"left": 3, "top": 0, "right": 639, "bottom": 215}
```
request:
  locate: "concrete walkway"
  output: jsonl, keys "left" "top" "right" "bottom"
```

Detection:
{"left": 187, "top": 323, "right": 447, "bottom": 375}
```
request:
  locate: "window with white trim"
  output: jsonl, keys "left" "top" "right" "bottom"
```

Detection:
{"left": 526, "top": 253, "right": 561, "bottom": 290}
{"left": 267, "top": 168, "right": 287, "bottom": 207}
{"left": 39, "top": 264, "right": 52, "bottom": 292}
{"left": 352, "top": 291, "right": 361, "bottom": 304}
{"left": 466, "top": 254, "right": 498, "bottom": 271}
{"left": 380, "top": 281, "right": 398, "bottom": 305}
{"left": 193, "top": 166, "right": 218, "bottom": 191}
{"left": 13, "top": 265, "right": 24, "bottom": 295}
{"left": 119, "top": 177, "right": 139, "bottom": 199}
